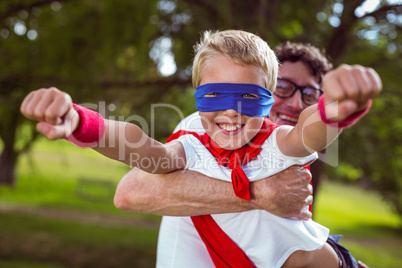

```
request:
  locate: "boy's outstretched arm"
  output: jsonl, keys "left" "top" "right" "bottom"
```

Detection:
{"left": 93, "top": 119, "right": 186, "bottom": 172}
{"left": 20, "top": 87, "right": 186, "bottom": 173}
{"left": 277, "top": 64, "right": 382, "bottom": 157}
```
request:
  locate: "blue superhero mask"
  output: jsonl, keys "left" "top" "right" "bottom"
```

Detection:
{"left": 194, "top": 83, "right": 274, "bottom": 117}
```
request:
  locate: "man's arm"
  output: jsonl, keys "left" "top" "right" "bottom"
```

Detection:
{"left": 114, "top": 165, "right": 313, "bottom": 220}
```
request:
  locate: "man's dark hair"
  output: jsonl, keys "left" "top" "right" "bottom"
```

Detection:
{"left": 274, "top": 41, "right": 333, "bottom": 84}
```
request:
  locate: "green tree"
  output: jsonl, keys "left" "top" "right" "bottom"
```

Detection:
{"left": 0, "top": 0, "right": 164, "bottom": 184}
{"left": 1, "top": 0, "right": 401, "bottom": 222}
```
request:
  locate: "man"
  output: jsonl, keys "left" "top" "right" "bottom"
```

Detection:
{"left": 272, "top": 41, "right": 332, "bottom": 210}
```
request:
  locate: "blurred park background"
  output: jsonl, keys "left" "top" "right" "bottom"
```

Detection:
{"left": 0, "top": 0, "right": 401, "bottom": 267}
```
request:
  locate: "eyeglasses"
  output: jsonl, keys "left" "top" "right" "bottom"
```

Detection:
{"left": 274, "top": 78, "right": 323, "bottom": 105}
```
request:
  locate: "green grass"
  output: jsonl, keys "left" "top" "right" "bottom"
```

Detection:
{"left": 315, "top": 181, "right": 402, "bottom": 267}
{"left": 0, "top": 137, "right": 158, "bottom": 219}
{"left": 315, "top": 181, "right": 401, "bottom": 237}
{"left": 0, "top": 212, "right": 158, "bottom": 268}
{"left": 1, "top": 138, "right": 161, "bottom": 267}
{"left": 1, "top": 138, "right": 402, "bottom": 267}
{"left": 0, "top": 260, "right": 63, "bottom": 268}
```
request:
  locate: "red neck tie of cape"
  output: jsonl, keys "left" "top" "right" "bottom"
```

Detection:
{"left": 166, "top": 119, "right": 278, "bottom": 268}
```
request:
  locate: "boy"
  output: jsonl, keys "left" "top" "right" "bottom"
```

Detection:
{"left": 21, "top": 30, "right": 381, "bottom": 267}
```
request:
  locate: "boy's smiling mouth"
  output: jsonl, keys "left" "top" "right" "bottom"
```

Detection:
{"left": 217, "top": 123, "right": 244, "bottom": 134}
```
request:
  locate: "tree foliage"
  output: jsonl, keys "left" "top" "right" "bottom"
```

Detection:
{"left": 0, "top": 0, "right": 165, "bottom": 184}
{"left": 0, "top": 0, "right": 401, "bottom": 220}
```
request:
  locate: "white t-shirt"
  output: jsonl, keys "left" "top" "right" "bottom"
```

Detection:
{"left": 156, "top": 112, "right": 329, "bottom": 268}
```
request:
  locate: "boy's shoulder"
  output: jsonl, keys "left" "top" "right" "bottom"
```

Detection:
{"left": 174, "top": 112, "right": 205, "bottom": 134}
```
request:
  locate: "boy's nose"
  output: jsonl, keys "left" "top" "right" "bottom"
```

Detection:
{"left": 222, "top": 109, "right": 240, "bottom": 117}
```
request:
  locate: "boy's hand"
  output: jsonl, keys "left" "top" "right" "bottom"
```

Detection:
{"left": 20, "top": 87, "right": 79, "bottom": 140}
{"left": 323, "top": 64, "right": 382, "bottom": 121}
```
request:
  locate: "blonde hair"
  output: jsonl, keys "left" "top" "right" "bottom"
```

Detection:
{"left": 192, "top": 30, "right": 278, "bottom": 91}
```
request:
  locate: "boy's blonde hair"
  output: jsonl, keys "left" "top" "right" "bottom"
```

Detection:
{"left": 192, "top": 30, "right": 278, "bottom": 91}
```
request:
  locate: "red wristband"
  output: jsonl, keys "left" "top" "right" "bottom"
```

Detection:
{"left": 66, "top": 104, "right": 105, "bottom": 148}
{"left": 318, "top": 95, "right": 372, "bottom": 128}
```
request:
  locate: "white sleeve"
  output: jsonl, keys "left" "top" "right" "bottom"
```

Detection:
{"left": 262, "top": 126, "right": 318, "bottom": 167}
{"left": 175, "top": 134, "right": 201, "bottom": 170}
{"left": 174, "top": 112, "right": 205, "bottom": 134}
{"left": 176, "top": 134, "right": 232, "bottom": 182}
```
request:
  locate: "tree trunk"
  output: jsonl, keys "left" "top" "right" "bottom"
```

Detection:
{"left": 0, "top": 141, "right": 17, "bottom": 186}
{"left": 326, "top": 0, "right": 363, "bottom": 62}
{"left": 0, "top": 107, "right": 18, "bottom": 186}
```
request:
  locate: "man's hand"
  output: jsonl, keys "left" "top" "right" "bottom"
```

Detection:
{"left": 323, "top": 64, "right": 382, "bottom": 121}
{"left": 20, "top": 87, "right": 79, "bottom": 140}
{"left": 251, "top": 165, "right": 313, "bottom": 220}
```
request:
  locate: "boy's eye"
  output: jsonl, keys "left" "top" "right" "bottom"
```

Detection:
{"left": 242, "top": 93, "right": 259, "bottom": 99}
{"left": 204, "top": 92, "right": 220, "bottom": 97}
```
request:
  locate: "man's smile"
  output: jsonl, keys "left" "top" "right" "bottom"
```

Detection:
{"left": 277, "top": 113, "right": 298, "bottom": 123}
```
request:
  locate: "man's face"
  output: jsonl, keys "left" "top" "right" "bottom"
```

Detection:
{"left": 270, "top": 61, "right": 321, "bottom": 126}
